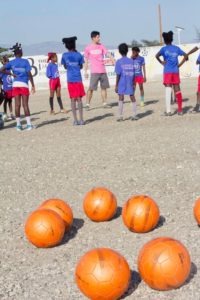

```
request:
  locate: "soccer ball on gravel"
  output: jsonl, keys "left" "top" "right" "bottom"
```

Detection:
{"left": 75, "top": 248, "right": 131, "bottom": 300}
{"left": 193, "top": 197, "right": 200, "bottom": 224}
{"left": 39, "top": 198, "right": 73, "bottom": 232}
{"left": 138, "top": 237, "right": 191, "bottom": 290}
{"left": 25, "top": 209, "right": 65, "bottom": 248}
{"left": 83, "top": 187, "right": 117, "bottom": 222}
{"left": 122, "top": 195, "right": 160, "bottom": 233}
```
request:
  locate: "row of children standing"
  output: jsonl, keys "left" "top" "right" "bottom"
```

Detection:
{"left": 0, "top": 31, "right": 200, "bottom": 131}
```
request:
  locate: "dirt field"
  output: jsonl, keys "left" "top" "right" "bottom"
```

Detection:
{"left": 0, "top": 78, "right": 200, "bottom": 299}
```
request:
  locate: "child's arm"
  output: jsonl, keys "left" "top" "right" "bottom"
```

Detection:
{"left": 155, "top": 52, "right": 165, "bottom": 65}
{"left": 46, "top": 65, "right": 52, "bottom": 78}
{"left": 28, "top": 71, "right": 35, "bottom": 94}
{"left": 178, "top": 53, "right": 189, "bottom": 68}
{"left": 115, "top": 74, "right": 120, "bottom": 93}
{"left": 142, "top": 64, "right": 146, "bottom": 82}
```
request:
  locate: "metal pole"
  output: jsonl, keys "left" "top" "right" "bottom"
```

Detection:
{"left": 158, "top": 4, "right": 163, "bottom": 45}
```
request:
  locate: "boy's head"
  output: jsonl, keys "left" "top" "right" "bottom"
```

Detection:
{"left": 1, "top": 56, "right": 9, "bottom": 65}
{"left": 118, "top": 43, "right": 128, "bottom": 56}
{"left": 91, "top": 31, "right": 100, "bottom": 44}
{"left": 162, "top": 31, "right": 173, "bottom": 45}
{"left": 62, "top": 36, "right": 77, "bottom": 51}
{"left": 47, "top": 52, "right": 57, "bottom": 63}
{"left": 132, "top": 46, "right": 140, "bottom": 57}
{"left": 10, "top": 42, "right": 23, "bottom": 57}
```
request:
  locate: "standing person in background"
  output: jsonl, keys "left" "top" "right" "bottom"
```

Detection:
{"left": 61, "top": 36, "right": 85, "bottom": 125}
{"left": 84, "top": 30, "right": 115, "bottom": 110}
{"left": 46, "top": 52, "right": 67, "bottom": 115}
{"left": 0, "top": 56, "right": 14, "bottom": 121}
{"left": 131, "top": 47, "right": 146, "bottom": 107}
{"left": 155, "top": 31, "right": 188, "bottom": 116}
{"left": 115, "top": 43, "right": 138, "bottom": 121}
{"left": 0, "top": 43, "right": 35, "bottom": 131}
{"left": 186, "top": 44, "right": 200, "bottom": 113}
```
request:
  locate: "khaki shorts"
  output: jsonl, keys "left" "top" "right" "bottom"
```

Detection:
{"left": 89, "top": 73, "right": 110, "bottom": 91}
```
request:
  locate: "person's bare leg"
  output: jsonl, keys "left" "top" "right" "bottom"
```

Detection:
{"left": 15, "top": 95, "right": 22, "bottom": 130}
{"left": 86, "top": 89, "right": 93, "bottom": 110}
{"left": 101, "top": 89, "right": 111, "bottom": 108}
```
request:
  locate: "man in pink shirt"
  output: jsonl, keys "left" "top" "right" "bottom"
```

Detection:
{"left": 84, "top": 31, "right": 115, "bottom": 110}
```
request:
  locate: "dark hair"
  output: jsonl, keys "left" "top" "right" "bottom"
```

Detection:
{"left": 162, "top": 31, "right": 173, "bottom": 44}
{"left": 132, "top": 46, "right": 140, "bottom": 53}
{"left": 2, "top": 55, "right": 9, "bottom": 63}
{"left": 118, "top": 43, "right": 128, "bottom": 56}
{"left": 91, "top": 31, "right": 100, "bottom": 38}
{"left": 62, "top": 36, "right": 77, "bottom": 50}
{"left": 10, "top": 42, "right": 22, "bottom": 55}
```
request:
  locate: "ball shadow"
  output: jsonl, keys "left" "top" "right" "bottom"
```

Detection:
{"left": 184, "top": 262, "right": 197, "bottom": 286}
{"left": 154, "top": 215, "right": 166, "bottom": 230}
{"left": 111, "top": 206, "right": 122, "bottom": 220}
{"left": 60, "top": 218, "right": 84, "bottom": 245}
{"left": 120, "top": 270, "right": 141, "bottom": 299}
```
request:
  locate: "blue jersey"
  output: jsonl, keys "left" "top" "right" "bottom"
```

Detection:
{"left": 6, "top": 58, "right": 31, "bottom": 85}
{"left": 158, "top": 45, "right": 186, "bottom": 74}
{"left": 115, "top": 56, "right": 135, "bottom": 95}
{"left": 197, "top": 54, "right": 200, "bottom": 72}
{"left": 61, "top": 51, "right": 84, "bottom": 83}
{"left": 46, "top": 63, "right": 60, "bottom": 79}
{"left": 0, "top": 73, "right": 13, "bottom": 91}
{"left": 132, "top": 56, "right": 145, "bottom": 77}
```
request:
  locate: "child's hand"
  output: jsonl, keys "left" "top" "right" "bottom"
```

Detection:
{"left": 144, "top": 76, "right": 147, "bottom": 82}
{"left": 31, "top": 86, "right": 36, "bottom": 94}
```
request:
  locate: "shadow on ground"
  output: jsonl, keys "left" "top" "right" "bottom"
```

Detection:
{"left": 120, "top": 270, "right": 141, "bottom": 299}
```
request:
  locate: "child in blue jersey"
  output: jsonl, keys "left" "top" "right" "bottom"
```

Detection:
{"left": 0, "top": 56, "right": 14, "bottom": 121}
{"left": 156, "top": 31, "right": 188, "bottom": 116}
{"left": 46, "top": 53, "right": 66, "bottom": 115}
{"left": 115, "top": 43, "right": 138, "bottom": 121}
{"left": 61, "top": 36, "right": 85, "bottom": 125}
{"left": 0, "top": 43, "right": 35, "bottom": 131}
{"left": 131, "top": 47, "right": 146, "bottom": 107}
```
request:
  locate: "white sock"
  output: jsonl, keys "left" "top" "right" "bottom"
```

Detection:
{"left": 165, "top": 87, "right": 172, "bottom": 113}
{"left": 132, "top": 102, "right": 137, "bottom": 116}
{"left": 118, "top": 101, "right": 123, "bottom": 116}
{"left": 16, "top": 117, "right": 21, "bottom": 126}
{"left": 26, "top": 116, "right": 31, "bottom": 126}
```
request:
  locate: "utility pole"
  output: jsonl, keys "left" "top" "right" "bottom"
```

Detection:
{"left": 158, "top": 4, "right": 163, "bottom": 45}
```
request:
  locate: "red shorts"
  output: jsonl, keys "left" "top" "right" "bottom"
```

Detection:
{"left": 197, "top": 75, "right": 200, "bottom": 93}
{"left": 163, "top": 73, "right": 180, "bottom": 85}
{"left": 12, "top": 87, "right": 30, "bottom": 96}
{"left": 49, "top": 78, "right": 61, "bottom": 91}
{"left": 5, "top": 90, "right": 13, "bottom": 99}
{"left": 67, "top": 82, "right": 85, "bottom": 99}
{"left": 134, "top": 76, "right": 144, "bottom": 84}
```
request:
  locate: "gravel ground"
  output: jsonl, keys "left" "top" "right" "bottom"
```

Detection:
{"left": 0, "top": 78, "right": 200, "bottom": 300}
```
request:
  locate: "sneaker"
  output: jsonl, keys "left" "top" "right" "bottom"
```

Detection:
{"left": 116, "top": 116, "right": 123, "bottom": 122}
{"left": 25, "top": 125, "right": 35, "bottom": 131}
{"left": 7, "top": 116, "right": 12, "bottom": 121}
{"left": 131, "top": 115, "right": 139, "bottom": 121}
{"left": 16, "top": 125, "right": 22, "bottom": 131}
{"left": 73, "top": 121, "right": 79, "bottom": 126}
{"left": 140, "top": 101, "right": 145, "bottom": 107}
{"left": 79, "top": 120, "right": 85, "bottom": 125}
{"left": 10, "top": 114, "right": 15, "bottom": 120}
{"left": 163, "top": 112, "right": 172, "bottom": 117}
{"left": 50, "top": 110, "right": 56, "bottom": 115}
{"left": 103, "top": 102, "right": 111, "bottom": 108}
{"left": 192, "top": 104, "right": 200, "bottom": 113}
{"left": 177, "top": 111, "right": 183, "bottom": 116}
{"left": 3, "top": 114, "right": 7, "bottom": 121}
{"left": 60, "top": 109, "right": 67, "bottom": 113}
{"left": 85, "top": 104, "right": 90, "bottom": 111}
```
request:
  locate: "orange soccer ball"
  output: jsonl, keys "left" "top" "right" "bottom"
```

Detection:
{"left": 25, "top": 209, "right": 65, "bottom": 248}
{"left": 83, "top": 187, "right": 117, "bottom": 222}
{"left": 122, "top": 195, "right": 160, "bottom": 233}
{"left": 40, "top": 198, "right": 73, "bottom": 232}
{"left": 75, "top": 248, "right": 131, "bottom": 300}
{"left": 138, "top": 237, "right": 191, "bottom": 291}
{"left": 193, "top": 197, "right": 200, "bottom": 224}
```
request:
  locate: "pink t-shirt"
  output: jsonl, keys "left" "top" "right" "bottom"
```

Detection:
{"left": 84, "top": 43, "right": 108, "bottom": 74}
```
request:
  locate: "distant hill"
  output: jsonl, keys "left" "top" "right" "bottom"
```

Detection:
{"left": 1, "top": 41, "right": 117, "bottom": 56}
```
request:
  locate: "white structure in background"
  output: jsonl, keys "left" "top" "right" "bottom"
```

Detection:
{"left": 175, "top": 26, "right": 184, "bottom": 45}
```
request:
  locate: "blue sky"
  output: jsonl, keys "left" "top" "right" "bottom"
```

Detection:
{"left": 0, "top": 0, "right": 199, "bottom": 47}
